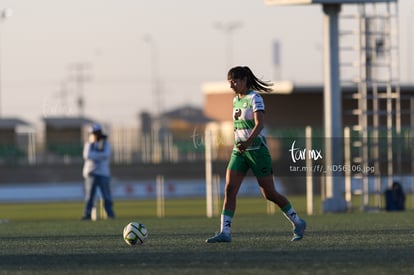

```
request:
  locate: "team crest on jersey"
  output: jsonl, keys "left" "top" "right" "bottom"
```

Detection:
{"left": 242, "top": 102, "right": 247, "bottom": 108}
{"left": 234, "top": 108, "right": 242, "bottom": 120}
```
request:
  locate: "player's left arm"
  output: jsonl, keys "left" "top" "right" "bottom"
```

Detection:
{"left": 86, "top": 140, "right": 111, "bottom": 161}
{"left": 237, "top": 111, "right": 264, "bottom": 152}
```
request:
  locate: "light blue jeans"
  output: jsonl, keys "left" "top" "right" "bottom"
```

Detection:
{"left": 83, "top": 174, "right": 115, "bottom": 218}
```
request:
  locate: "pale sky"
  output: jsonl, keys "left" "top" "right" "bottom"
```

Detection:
{"left": 0, "top": 0, "right": 413, "bottom": 127}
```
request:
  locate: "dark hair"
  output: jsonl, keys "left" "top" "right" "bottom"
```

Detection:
{"left": 91, "top": 130, "right": 107, "bottom": 141}
{"left": 227, "top": 66, "right": 273, "bottom": 93}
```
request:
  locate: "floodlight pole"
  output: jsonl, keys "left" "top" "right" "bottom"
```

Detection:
{"left": 322, "top": 4, "right": 346, "bottom": 212}
{"left": 265, "top": 0, "right": 398, "bottom": 213}
{"left": 0, "top": 8, "right": 12, "bottom": 118}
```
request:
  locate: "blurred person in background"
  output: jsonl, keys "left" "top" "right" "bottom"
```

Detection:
{"left": 81, "top": 124, "right": 115, "bottom": 220}
{"left": 385, "top": 181, "right": 406, "bottom": 211}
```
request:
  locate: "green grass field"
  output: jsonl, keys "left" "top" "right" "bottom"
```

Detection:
{"left": 1, "top": 197, "right": 414, "bottom": 274}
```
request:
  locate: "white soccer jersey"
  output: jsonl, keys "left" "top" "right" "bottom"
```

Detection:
{"left": 232, "top": 90, "right": 266, "bottom": 151}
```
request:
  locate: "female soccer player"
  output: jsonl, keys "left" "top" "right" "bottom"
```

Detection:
{"left": 206, "top": 66, "right": 306, "bottom": 243}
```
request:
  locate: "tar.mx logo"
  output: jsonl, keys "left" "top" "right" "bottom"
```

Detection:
{"left": 289, "top": 140, "right": 323, "bottom": 163}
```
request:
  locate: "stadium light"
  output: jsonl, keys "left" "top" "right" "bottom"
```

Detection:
{"left": 264, "top": 0, "right": 397, "bottom": 213}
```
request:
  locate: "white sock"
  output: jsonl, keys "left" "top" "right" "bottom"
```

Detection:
{"left": 220, "top": 214, "right": 232, "bottom": 235}
{"left": 283, "top": 206, "right": 301, "bottom": 226}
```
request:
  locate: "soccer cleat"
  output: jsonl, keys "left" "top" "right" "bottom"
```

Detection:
{"left": 205, "top": 232, "right": 232, "bottom": 243}
{"left": 291, "top": 219, "right": 306, "bottom": 241}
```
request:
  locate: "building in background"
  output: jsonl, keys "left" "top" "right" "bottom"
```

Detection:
{"left": 0, "top": 117, "right": 34, "bottom": 164}
{"left": 139, "top": 105, "right": 213, "bottom": 163}
{"left": 43, "top": 116, "right": 97, "bottom": 163}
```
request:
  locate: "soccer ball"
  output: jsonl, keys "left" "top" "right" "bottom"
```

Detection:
{"left": 123, "top": 222, "right": 148, "bottom": 246}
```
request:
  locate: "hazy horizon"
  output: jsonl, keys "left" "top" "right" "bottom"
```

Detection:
{"left": 0, "top": 0, "right": 412, "bottom": 127}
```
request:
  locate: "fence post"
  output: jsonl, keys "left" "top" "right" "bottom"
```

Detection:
{"left": 213, "top": 174, "right": 221, "bottom": 217}
{"left": 156, "top": 175, "right": 165, "bottom": 218}
{"left": 306, "top": 126, "right": 314, "bottom": 215}
{"left": 205, "top": 127, "right": 214, "bottom": 218}
{"left": 344, "top": 127, "right": 352, "bottom": 210}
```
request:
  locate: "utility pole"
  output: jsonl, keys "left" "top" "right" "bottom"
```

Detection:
{"left": 68, "top": 63, "right": 91, "bottom": 117}
{"left": 143, "top": 34, "right": 162, "bottom": 117}
{"left": 214, "top": 21, "right": 243, "bottom": 70}
{"left": 144, "top": 34, "right": 163, "bottom": 163}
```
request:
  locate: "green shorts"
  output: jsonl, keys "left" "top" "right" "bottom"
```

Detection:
{"left": 227, "top": 145, "right": 273, "bottom": 178}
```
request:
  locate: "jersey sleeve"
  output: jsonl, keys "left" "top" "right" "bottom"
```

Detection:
{"left": 251, "top": 93, "right": 265, "bottom": 112}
